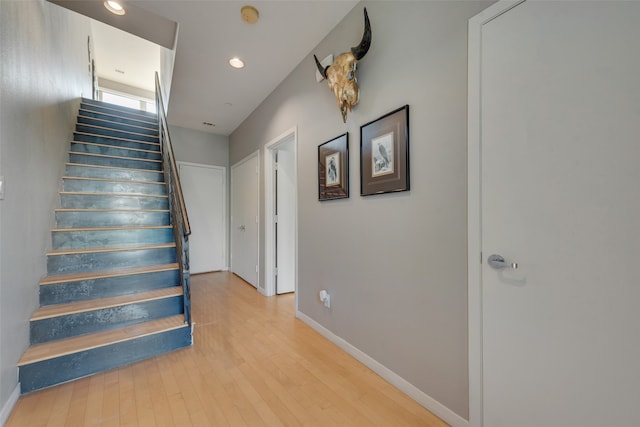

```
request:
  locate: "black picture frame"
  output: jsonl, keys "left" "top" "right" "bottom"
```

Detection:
{"left": 318, "top": 133, "right": 349, "bottom": 201}
{"left": 360, "top": 105, "right": 410, "bottom": 196}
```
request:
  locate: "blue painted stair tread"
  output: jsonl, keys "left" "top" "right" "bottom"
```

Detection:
{"left": 40, "top": 264, "right": 180, "bottom": 304}
{"left": 70, "top": 142, "right": 161, "bottom": 160}
{"left": 55, "top": 209, "right": 170, "bottom": 228}
{"left": 39, "top": 264, "right": 179, "bottom": 305}
{"left": 75, "top": 123, "right": 159, "bottom": 143}
{"left": 19, "top": 316, "right": 190, "bottom": 393}
{"left": 77, "top": 115, "right": 158, "bottom": 136}
{"left": 30, "top": 287, "right": 184, "bottom": 344}
{"left": 73, "top": 132, "right": 160, "bottom": 151}
{"left": 81, "top": 98, "right": 157, "bottom": 120}
{"left": 78, "top": 109, "right": 157, "bottom": 129}
{"left": 62, "top": 177, "right": 167, "bottom": 196}
{"left": 65, "top": 164, "right": 164, "bottom": 182}
{"left": 52, "top": 225, "right": 173, "bottom": 249}
{"left": 59, "top": 193, "right": 168, "bottom": 211}
{"left": 47, "top": 244, "right": 177, "bottom": 275}
{"left": 69, "top": 152, "right": 162, "bottom": 170}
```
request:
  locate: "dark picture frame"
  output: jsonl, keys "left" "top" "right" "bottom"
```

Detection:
{"left": 318, "top": 133, "right": 349, "bottom": 201}
{"left": 360, "top": 105, "right": 410, "bottom": 196}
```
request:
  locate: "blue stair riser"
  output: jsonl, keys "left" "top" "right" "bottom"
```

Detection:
{"left": 19, "top": 325, "right": 191, "bottom": 394}
{"left": 70, "top": 142, "right": 161, "bottom": 161}
{"left": 79, "top": 109, "right": 157, "bottom": 129}
{"left": 55, "top": 210, "right": 169, "bottom": 228}
{"left": 62, "top": 179, "right": 167, "bottom": 196}
{"left": 77, "top": 115, "right": 157, "bottom": 136}
{"left": 60, "top": 193, "right": 168, "bottom": 211}
{"left": 75, "top": 124, "right": 158, "bottom": 143}
{"left": 40, "top": 269, "right": 180, "bottom": 305}
{"left": 47, "top": 247, "right": 177, "bottom": 275}
{"left": 30, "top": 295, "right": 184, "bottom": 344}
{"left": 81, "top": 99, "right": 158, "bottom": 120}
{"left": 74, "top": 132, "right": 160, "bottom": 152}
{"left": 52, "top": 227, "right": 174, "bottom": 250}
{"left": 69, "top": 153, "right": 162, "bottom": 171}
{"left": 65, "top": 164, "right": 164, "bottom": 183}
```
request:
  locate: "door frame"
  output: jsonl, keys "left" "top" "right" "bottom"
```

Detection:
{"left": 264, "top": 127, "right": 298, "bottom": 299}
{"left": 177, "top": 161, "right": 227, "bottom": 272}
{"left": 468, "top": 2, "right": 526, "bottom": 426}
{"left": 230, "top": 150, "right": 261, "bottom": 289}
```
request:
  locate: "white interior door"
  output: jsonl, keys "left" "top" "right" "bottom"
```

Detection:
{"left": 178, "top": 162, "right": 226, "bottom": 274}
{"left": 230, "top": 153, "right": 259, "bottom": 288}
{"left": 474, "top": 2, "right": 640, "bottom": 426}
{"left": 275, "top": 140, "right": 295, "bottom": 294}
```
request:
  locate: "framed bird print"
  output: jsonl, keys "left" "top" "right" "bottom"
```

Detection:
{"left": 360, "top": 105, "right": 410, "bottom": 196}
{"left": 318, "top": 133, "right": 349, "bottom": 201}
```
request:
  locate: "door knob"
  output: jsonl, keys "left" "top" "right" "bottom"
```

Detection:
{"left": 488, "top": 254, "right": 518, "bottom": 270}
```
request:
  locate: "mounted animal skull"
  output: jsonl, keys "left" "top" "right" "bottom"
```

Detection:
{"left": 314, "top": 8, "right": 371, "bottom": 123}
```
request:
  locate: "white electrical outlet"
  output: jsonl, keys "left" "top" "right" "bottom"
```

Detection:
{"left": 0, "top": 175, "right": 4, "bottom": 200}
{"left": 319, "top": 290, "right": 331, "bottom": 309}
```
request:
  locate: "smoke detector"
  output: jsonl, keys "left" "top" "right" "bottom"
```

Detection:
{"left": 241, "top": 6, "right": 259, "bottom": 24}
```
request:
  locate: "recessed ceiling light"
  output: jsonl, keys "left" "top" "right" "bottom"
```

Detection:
{"left": 104, "top": 1, "right": 126, "bottom": 16}
{"left": 229, "top": 57, "right": 245, "bottom": 69}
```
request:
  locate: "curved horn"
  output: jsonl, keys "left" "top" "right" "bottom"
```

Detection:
{"left": 350, "top": 7, "right": 371, "bottom": 61}
{"left": 314, "top": 54, "right": 328, "bottom": 80}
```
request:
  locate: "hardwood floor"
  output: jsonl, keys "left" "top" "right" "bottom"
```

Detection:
{"left": 7, "top": 272, "right": 448, "bottom": 426}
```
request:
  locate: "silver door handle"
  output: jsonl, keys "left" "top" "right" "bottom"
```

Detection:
{"left": 488, "top": 254, "right": 518, "bottom": 270}
{"left": 239, "top": 225, "right": 246, "bottom": 231}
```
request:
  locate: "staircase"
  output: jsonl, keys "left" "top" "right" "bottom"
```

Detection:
{"left": 18, "top": 98, "right": 192, "bottom": 393}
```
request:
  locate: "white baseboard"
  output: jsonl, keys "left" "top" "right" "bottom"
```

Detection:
{"left": 296, "top": 311, "right": 469, "bottom": 427}
{"left": 0, "top": 383, "right": 20, "bottom": 426}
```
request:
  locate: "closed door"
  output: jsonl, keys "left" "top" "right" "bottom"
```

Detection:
{"left": 230, "top": 153, "right": 259, "bottom": 288}
{"left": 275, "top": 141, "right": 295, "bottom": 294}
{"left": 178, "top": 162, "right": 226, "bottom": 274}
{"left": 477, "top": 1, "right": 640, "bottom": 426}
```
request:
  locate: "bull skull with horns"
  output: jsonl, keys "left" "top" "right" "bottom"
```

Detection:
{"left": 314, "top": 8, "right": 371, "bottom": 123}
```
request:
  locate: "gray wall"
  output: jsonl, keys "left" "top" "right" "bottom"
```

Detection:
{"left": 169, "top": 125, "right": 230, "bottom": 268}
{"left": 169, "top": 125, "right": 229, "bottom": 168}
{"left": 229, "top": 1, "right": 491, "bottom": 419}
{"left": 0, "top": 0, "right": 92, "bottom": 416}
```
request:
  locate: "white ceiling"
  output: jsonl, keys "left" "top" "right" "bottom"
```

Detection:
{"left": 80, "top": 0, "right": 359, "bottom": 136}
{"left": 91, "top": 20, "right": 160, "bottom": 93}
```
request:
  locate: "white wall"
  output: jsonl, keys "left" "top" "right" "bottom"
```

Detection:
{"left": 159, "top": 45, "right": 176, "bottom": 105}
{"left": 229, "top": 1, "right": 492, "bottom": 420}
{"left": 0, "top": 0, "right": 92, "bottom": 419}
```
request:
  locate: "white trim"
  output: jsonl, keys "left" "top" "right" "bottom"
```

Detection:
{"left": 0, "top": 382, "right": 20, "bottom": 426}
{"left": 296, "top": 311, "right": 469, "bottom": 427}
{"left": 467, "top": 2, "right": 526, "bottom": 427}
{"left": 177, "top": 160, "right": 225, "bottom": 169}
{"left": 264, "top": 127, "right": 298, "bottom": 302}
{"left": 177, "top": 161, "right": 228, "bottom": 273}
{"left": 230, "top": 150, "right": 261, "bottom": 290}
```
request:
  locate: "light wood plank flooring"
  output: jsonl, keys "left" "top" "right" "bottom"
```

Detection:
{"left": 7, "top": 272, "right": 448, "bottom": 426}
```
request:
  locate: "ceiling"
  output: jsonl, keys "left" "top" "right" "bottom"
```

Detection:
{"left": 53, "top": 0, "right": 359, "bottom": 136}
{"left": 91, "top": 19, "right": 160, "bottom": 93}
